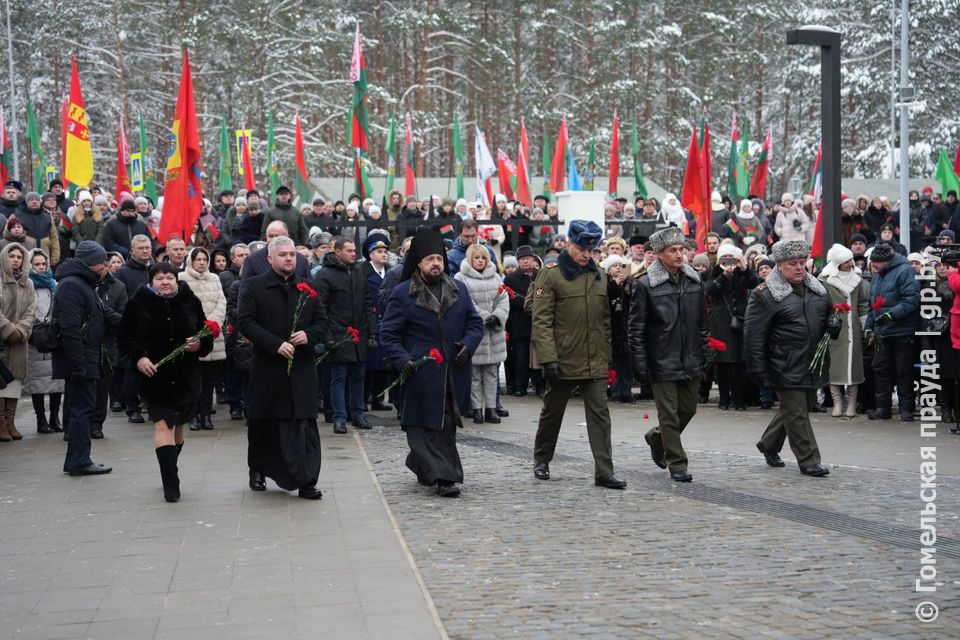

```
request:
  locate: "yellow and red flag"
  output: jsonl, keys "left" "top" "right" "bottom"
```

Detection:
{"left": 64, "top": 57, "right": 94, "bottom": 188}
{"left": 158, "top": 50, "right": 203, "bottom": 243}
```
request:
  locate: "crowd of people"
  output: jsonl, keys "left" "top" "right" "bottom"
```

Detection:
{"left": 0, "top": 174, "right": 955, "bottom": 499}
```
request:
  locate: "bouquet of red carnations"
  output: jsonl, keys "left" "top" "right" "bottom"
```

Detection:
{"left": 315, "top": 326, "right": 360, "bottom": 365}
{"left": 809, "top": 303, "right": 851, "bottom": 375}
{"left": 154, "top": 320, "right": 221, "bottom": 368}
{"left": 382, "top": 348, "right": 444, "bottom": 395}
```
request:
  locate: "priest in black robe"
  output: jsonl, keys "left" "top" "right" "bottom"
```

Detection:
{"left": 380, "top": 229, "right": 484, "bottom": 497}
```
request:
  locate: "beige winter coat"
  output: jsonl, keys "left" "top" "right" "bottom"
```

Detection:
{"left": 179, "top": 263, "right": 226, "bottom": 362}
{"left": 0, "top": 243, "right": 37, "bottom": 379}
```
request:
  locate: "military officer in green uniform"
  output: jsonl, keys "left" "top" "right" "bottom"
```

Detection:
{"left": 531, "top": 220, "right": 627, "bottom": 489}
{"left": 628, "top": 226, "right": 707, "bottom": 482}
{"left": 744, "top": 239, "right": 839, "bottom": 477}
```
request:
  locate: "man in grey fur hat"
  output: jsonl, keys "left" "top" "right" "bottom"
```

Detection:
{"left": 628, "top": 226, "right": 707, "bottom": 482}
{"left": 744, "top": 239, "right": 840, "bottom": 477}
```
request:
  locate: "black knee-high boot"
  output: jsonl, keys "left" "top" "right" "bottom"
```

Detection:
{"left": 49, "top": 393, "right": 62, "bottom": 432}
{"left": 33, "top": 395, "right": 52, "bottom": 433}
{"left": 155, "top": 445, "right": 180, "bottom": 502}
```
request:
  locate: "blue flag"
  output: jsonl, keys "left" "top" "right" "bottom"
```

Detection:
{"left": 567, "top": 145, "right": 582, "bottom": 191}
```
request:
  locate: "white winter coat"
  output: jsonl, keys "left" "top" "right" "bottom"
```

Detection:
{"left": 179, "top": 266, "right": 227, "bottom": 362}
{"left": 455, "top": 261, "right": 508, "bottom": 366}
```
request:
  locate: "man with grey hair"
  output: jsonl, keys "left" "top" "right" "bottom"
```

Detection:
{"left": 219, "top": 243, "right": 249, "bottom": 292}
{"left": 628, "top": 226, "right": 707, "bottom": 483}
{"left": 238, "top": 235, "right": 326, "bottom": 498}
{"left": 165, "top": 237, "right": 188, "bottom": 272}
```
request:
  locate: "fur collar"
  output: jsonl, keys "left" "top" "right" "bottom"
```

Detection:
{"left": 646, "top": 259, "right": 701, "bottom": 288}
{"left": 558, "top": 249, "right": 601, "bottom": 281}
{"left": 409, "top": 271, "right": 460, "bottom": 318}
{"left": 765, "top": 268, "right": 826, "bottom": 302}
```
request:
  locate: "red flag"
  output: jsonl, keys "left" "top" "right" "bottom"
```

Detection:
{"left": 697, "top": 122, "right": 713, "bottom": 250}
{"left": 749, "top": 128, "right": 772, "bottom": 201}
{"left": 241, "top": 133, "right": 255, "bottom": 191}
{"left": 608, "top": 110, "right": 620, "bottom": 196}
{"left": 549, "top": 118, "right": 568, "bottom": 193}
{"left": 953, "top": 143, "right": 960, "bottom": 177}
{"left": 294, "top": 111, "right": 311, "bottom": 203}
{"left": 158, "top": 50, "right": 204, "bottom": 244}
{"left": 60, "top": 96, "right": 69, "bottom": 188}
{"left": 680, "top": 126, "right": 706, "bottom": 250}
{"left": 0, "top": 110, "right": 9, "bottom": 186}
{"left": 515, "top": 119, "right": 532, "bottom": 207}
{"left": 115, "top": 116, "right": 132, "bottom": 200}
{"left": 404, "top": 112, "right": 416, "bottom": 197}
{"left": 497, "top": 149, "right": 516, "bottom": 200}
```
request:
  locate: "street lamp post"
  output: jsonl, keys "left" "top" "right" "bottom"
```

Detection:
{"left": 786, "top": 26, "right": 841, "bottom": 254}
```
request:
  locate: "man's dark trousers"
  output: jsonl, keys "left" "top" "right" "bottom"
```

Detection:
{"left": 63, "top": 378, "right": 98, "bottom": 472}
{"left": 534, "top": 378, "right": 613, "bottom": 479}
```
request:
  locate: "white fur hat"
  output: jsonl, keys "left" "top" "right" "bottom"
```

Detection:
{"left": 826, "top": 243, "right": 854, "bottom": 267}
{"left": 716, "top": 243, "right": 744, "bottom": 262}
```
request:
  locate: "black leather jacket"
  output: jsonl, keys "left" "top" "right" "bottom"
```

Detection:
{"left": 628, "top": 260, "right": 707, "bottom": 381}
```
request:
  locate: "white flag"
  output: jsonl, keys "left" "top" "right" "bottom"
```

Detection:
{"left": 475, "top": 126, "right": 496, "bottom": 206}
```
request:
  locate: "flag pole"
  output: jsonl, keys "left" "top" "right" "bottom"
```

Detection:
{"left": 4, "top": 0, "right": 19, "bottom": 177}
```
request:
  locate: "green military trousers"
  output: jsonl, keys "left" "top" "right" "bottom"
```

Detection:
{"left": 534, "top": 378, "right": 614, "bottom": 479}
{"left": 759, "top": 388, "right": 822, "bottom": 468}
{"left": 647, "top": 379, "right": 699, "bottom": 473}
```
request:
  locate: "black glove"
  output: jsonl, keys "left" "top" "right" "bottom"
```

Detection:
{"left": 313, "top": 342, "right": 326, "bottom": 355}
{"left": 827, "top": 314, "right": 843, "bottom": 339}
{"left": 324, "top": 340, "right": 336, "bottom": 352}
{"left": 863, "top": 328, "right": 875, "bottom": 347}
{"left": 875, "top": 312, "right": 893, "bottom": 327}
{"left": 367, "top": 337, "right": 378, "bottom": 348}
{"left": 484, "top": 316, "right": 500, "bottom": 329}
{"left": 454, "top": 344, "right": 471, "bottom": 366}
{"left": 542, "top": 362, "right": 560, "bottom": 384}
{"left": 401, "top": 360, "right": 417, "bottom": 380}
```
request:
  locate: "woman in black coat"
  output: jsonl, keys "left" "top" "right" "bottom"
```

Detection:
{"left": 705, "top": 245, "right": 759, "bottom": 410}
{"left": 117, "top": 263, "right": 213, "bottom": 502}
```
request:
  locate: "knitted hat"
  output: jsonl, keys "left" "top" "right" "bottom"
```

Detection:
{"left": 649, "top": 226, "right": 686, "bottom": 252}
{"left": 770, "top": 239, "right": 810, "bottom": 263}
{"left": 869, "top": 242, "right": 895, "bottom": 263}
{"left": 599, "top": 254, "right": 626, "bottom": 272}
{"left": 692, "top": 253, "right": 710, "bottom": 270}
{"left": 75, "top": 240, "right": 108, "bottom": 266}
{"left": 711, "top": 190, "right": 725, "bottom": 212}
{"left": 119, "top": 199, "right": 136, "bottom": 212}
{"left": 849, "top": 233, "right": 868, "bottom": 245}
{"left": 605, "top": 236, "right": 627, "bottom": 252}
{"left": 716, "top": 244, "right": 744, "bottom": 262}
{"left": 826, "top": 243, "right": 854, "bottom": 267}
{"left": 134, "top": 196, "right": 149, "bottom": 206}
{"left": 938, "top": 230, "right": 956, "bottom": 241}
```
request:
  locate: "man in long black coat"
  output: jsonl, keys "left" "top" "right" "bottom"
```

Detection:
{"left": 503, "top": 245, "right": 541, "bottom": 397}
{"left": 238, "top": 236, "right": 326, "bottom": 499}
{"left": 380, "top": 229, "right": 483, "bottom": 497}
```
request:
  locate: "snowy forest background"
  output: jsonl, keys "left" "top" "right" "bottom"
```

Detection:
{"left": 7, "top": 0, "right": 960, "bottom": 200}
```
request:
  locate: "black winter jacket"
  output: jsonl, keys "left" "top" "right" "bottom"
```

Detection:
{"left": 743, "top": 270, "right": 831, "bottom": 389}
{"left": 51, "top": 259, "right": 106, "bottom": 380}
{"left": 628, "top": 260, "right": 708, "bottom": 381}
{"left": 100, "top": 214, "right": 152, "bottom": 258}
{"left": 116, "top": 256, "right": 151, "bottom": 297}
{"left": 117, "top": 283, "right": 213, "bottom": 405}
{"left": 313, "top": 252, "right": 373, "bottom": 363}
{"left": 503, "top": 269, "right": 537, "bottom": 339}
{"left": 96, "top": 272, "right": 128, "bottom": 368}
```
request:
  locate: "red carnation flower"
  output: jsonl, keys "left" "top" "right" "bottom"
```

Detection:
{"left": 296, "top": 282, "right": 318, "bottom": 298}
{"left": 607, "top": 369, "right": 617, "bottom": 386}
{"left": 706, "top": 337, "right": 727, "bottom": 352}
{"left": 346, "top": 326, "right": 360, "bottom": 344}
{"left": 204, "top": 320, "right": 221, "bottom": 338}
{"left": 873, "top": 296, "right": 885, "bottom": 312}
{"left": 428, "top": 347, "right": 444, "bottom": 366}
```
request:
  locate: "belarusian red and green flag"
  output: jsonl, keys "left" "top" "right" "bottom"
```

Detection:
{"left": 749, "top": 127, "right": 771, "bottom": 200}
{"left": 496, "top": 148, "right": 516, "bottom": 200}
{"left": 452, "top": 111, "right": 464, "bottom": 200}
{"left": 26, "top": 99, "right": 46, "bottom": 191}
{"left": 138, "top": 113, "right": 157, "bottom": 203}
{"left": 218, "top": 117, "right": 233, "bottom": 193}
{"left": 294, "top": 111, "right": 311, "bottom": 204}
{"left": 935, "top": 149, "right": 960, "bottom": 198}
{"left": 266, "top": 110, "right": 279, "bottom": 195}
{"left": 0, "top": 107, "right": 9, "bottom": 186}
{"left": 348, "top": 25, "right": 373, "bottom": 199}
{"left": 403, "top": 112, "right": 416, "bottom": 197}
{"left": 630, "top": 118, "right": 647, "bottom": 199}
{"left": 607, "top": 110, "right": 619, "bottom": 197}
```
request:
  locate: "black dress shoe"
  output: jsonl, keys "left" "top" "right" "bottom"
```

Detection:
{"left": 323, "top": 413, "right": 333, "bottom": 424}
{"left": 718, "top": 403, "right": 730, "bottom": 410}
{"left": 189, "top": 417, "right": 202, "bottom": 431}
{"left": 48, "top": 414, "right": 63, "bottom": 432}
{"left": 90, "top": 429, "right": 104, "bottom": 439}
{"left": 759, "top": 400, "right": 774, "bottom": 410}
{"left": 513, "top": 390, "right": 526, "bottom": 397}
{"left": 900, "top": 412, "right": 914, "bottom": 422}
{"left": 436, "top": 482, "right": 461, "bottom": 497}
{"left": 495, "top": 405, "right": 509, "bottom": 418}
{"left": 868, "top": 409, "right": 891, "bottom": 420}
{"left": 800, "top": 464, "right": 830, "bottom": 477}
{"left": 37, "top": 422, "right": 55, "bottom": 434}
{"left": 734, "top": 405, "right": 746, "bottom": 411}
{"left": 110, "top": 401, "right": 124, "bottom": 413}
{"left": 298, "top": 485, "right": 323, "bottom": 499}
{"left": 230, "top": 408, "right": 244, "bottom": 420}
{"left": 249, "top": 471, "right": 266, "bottom": 491}
{"left": 201, "top": 414, "right": 215, "bottom": 430}
{"left": 370, "top": 400, "right": 393, "bottom": 411}
{"left": 68, "top": 463, "right": 112, "bottom": 476}
{"left": 333, "top": 421, "right": 348, "bottom": 434}
{"left": 352, "top": 415, "right": 372, "bottom": 429}
{"left": 949, "top": 424, "right": 960, "bottom": 434}
{"left": 483, "top": 408, "right": 501, "bottom": 424}
{"left": 127, "top": 411, "right": 145, "bottom": 424}
{"left": 644, "top": 432, "right": 667, "bottom": 469}
{"left": 669, "top": 470, "right": 693, "bottom": 482}
{"left": 756, "top": 441, "right": 785, "bottom": 467}
{"left": 472, "top": 409, "right": 483, "bottom": 424}
{"left": 534, "top": 462, "right": 550, "bottom": 480}
{"left": 595, "top": 475, "right": 627, "bottom": 489}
